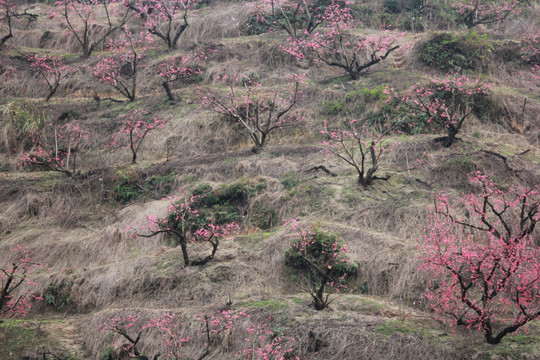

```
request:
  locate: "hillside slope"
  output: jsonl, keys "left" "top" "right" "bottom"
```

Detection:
{"left": 1, "top": 1, "right": 539, "bottom": 359}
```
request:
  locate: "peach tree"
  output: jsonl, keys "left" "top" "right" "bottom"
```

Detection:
{"left": 420, "top": 172, "right": 540, "bottom": 344}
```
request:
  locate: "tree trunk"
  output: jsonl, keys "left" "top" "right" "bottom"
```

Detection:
{"left": 179, "top": 239, "right": 189, "bottom": 266}
{"left": 162, "top": 81, "right": 175, "bottom": 102}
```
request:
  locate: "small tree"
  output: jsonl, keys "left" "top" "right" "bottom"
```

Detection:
{"left": 386, "top": 75, "right": 492, "bottom": 147}
{"left": 100, "top": 314, "right": 161, "bottom": 360}
{"left": 420, "top": 172, "right": 540, "bottom": 344}
{"left": 321, "top": 117, "right": 399, "bottom": 187}
{"left": 94, "top": 29, "right": 153, "bottom": 102}
{"left": 453, "top": 0, "right": 531, "bottom": 29}
{"left": 254, "top": 0, "right": 351, "bottom": 39}
{"left": 135, "top": 194, "right": 239, "bottom": 266}
{"left": 28, "top": 54, "right": 76, "bottom": 102}
{"left": 51, "top": 0, "right": 133, "bottom": 58}
{"left": 284, "top": 6, "right": 404, "bottom": 80}
{"left": 0, "top": 0, "right": 14, "bottom": 48}
{"left": 285, "top": 220, "right": 355, "bottom": 310}
{"left": 124, "top": 0, "right": 200, "bottom": 50}
{"left": 20, "top": 121, "right": 88, "bottom": 176}
{"left": 158, "top": 50, "right": 207, "bottom": 102}
{"left": 1, "top": 0, "right": 37, "bottom": 49}
{"left": 108, "top": 109, "right": 167, "bottom": 164}
{"left": 201, "top": 74, "right": 304, "bottom": 150}
{"left": 1, "top": 245, "right": 42, "bottom": 318}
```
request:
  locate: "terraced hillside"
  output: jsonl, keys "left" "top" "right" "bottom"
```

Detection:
{"left": 1, "top": 1, "right": 539, "bottom": 359}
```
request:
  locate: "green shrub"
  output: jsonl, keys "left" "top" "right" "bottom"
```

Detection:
{"left": 284, "top": 228, "right": 357, "bottom": 277}
{"left": 322, "top": 101, "right": 345, "bottom": 116}
{"left": 112, "top": 170, "right": 177, "bottom": 204}
{"left": 112, "top": 170, "right": 139, "bottom": 204}
{"left": 280, "top": 171, "right": 300, "bottom": 190}
{"left": 190, "top": 178, "right": 267, "bottom": 227}
{"left": 43, "top": 280, "right": 72, "bottom": 311}
{"left": 419, "top": 31, "right": 493, "bottom": 72}
{"left": 383, "top": 0, "right": 401, "bottom": 13}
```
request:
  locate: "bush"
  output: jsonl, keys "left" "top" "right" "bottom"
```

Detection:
{"left": 112, "top": 170, "right": 177, "bottom": 204}
{"left": 191, "top": 178, "right": 268, "bottom": 227}
{"left": 419, "top": 31, "right": 493, "bottom": 72}
{"left": 43, "top": 280, "right": 72, "bottom": 312}
{"left": 285, "top": 228, "right": 357, "bottom": 277}
{"left": 383, "top": 0, "right": 401, "bottom": 13}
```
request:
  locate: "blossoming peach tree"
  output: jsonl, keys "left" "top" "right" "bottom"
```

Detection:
{"left": 28, "top": 54, "right": 77, "bottom": 102}
{"left": 93, "top": 29, "right": 154, "bottom": 102}
{"left": 321, "top": 116, "right": 402, "bottom": 187}
{"left": 107, "top": 109, "right": 167, "bottom": 164}
{"left": 420, "top": 172, "right": 540, "bottom": 344}
{"left": 283, "top": 1, "right": 405, "bottom": 80}
{"left": 158, "top": 50, "right": 208, "bottom": 102}
{"left": 253, "top": 0, "right": 351, "bottom": 39}
{"left": 123, "top": 0, "right": 201, "bottom": 50}
{"left": 50, "top": 0, "right": 133, "bottom": 58}
{"left": 386, "top": 75, "right": 492, "bottom": 147}
{"left": 285, "top": 219, "right": 355, "bottom": 310}
{"left": 133, "top": 194, "right": 239, "bottom": 266}
{"left": 19, "top": 121, "right": 88, "bottom": 176}
{"left": 1, "top": 245, "right": 42, "bottom": 318}
{"left": 452, "top": 0, "right": 531, "bottom": 29}
{"left": 101, "top": 309, "right": 299, "bottom": 359}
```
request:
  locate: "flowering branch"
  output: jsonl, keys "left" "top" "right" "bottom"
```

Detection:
{"left": 1, "top": 245, "right": 42, "bottom": 318}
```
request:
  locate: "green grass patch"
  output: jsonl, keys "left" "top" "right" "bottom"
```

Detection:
{"left": 0, "top": 319, "right": 55, "bottom": 359}
{"left": 234, "top": 231, "right": 274, "bottom": 248}
{"left": 375, "top": 320, "right": 418, "bottom": 336}
{"left": 240, "top": 299, "right": 288, "bottom": 310}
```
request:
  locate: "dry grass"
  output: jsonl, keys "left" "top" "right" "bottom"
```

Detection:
{"left": 1, "top": 2, "right": 540, "bottom": 359}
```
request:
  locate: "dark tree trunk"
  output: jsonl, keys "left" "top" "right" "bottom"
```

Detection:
{"left": 162, "top": 81, "right": 175, "bottom": 102}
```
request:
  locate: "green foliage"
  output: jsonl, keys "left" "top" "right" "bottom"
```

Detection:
{"left": 241, "top": 299, "right": 288, "bottom": 310}
{"left": 252, "top": 202, "right": 277, "bottom": 229}
{"left": 280, "top": 171, "right": 300, "bottom": 190}
{"left": 419, "top": 31, "right": 494, "bottom": 72}
{"left": 440, "top": 156, "right": 476, "bottom": 174}
{"left": 43, "top": 280, "right": 72, "bottom": 312}
{"left": 101, "top": 347, "right": 119, "bottom": 360}
{"left": 242, "top": 14, "right": 269, "bottom": 36}
{"left": 172, "top": 178, "right": 268, "bottom": 233}
{"left": 285, "top": 228, "right": 357, "bottom": 277}
{"left": 363, "top": 99, "right": 430, "bottom": 135}
{"left": 112, "top": 170, "right": 177, "bottom": 204}
{"left": 321, "top": 85, "right": 387, "bottom": 118}
{"left": 112, "top": 170, "right": 138, "bottom": 204}
{"left": 383, "top": 0, "right": 401, "bottom": 13}
{"left": 0, "top": 320, "right": 52, "bottom": 357}
{"left": 322, "top": 101, "right": 345, "bottom": 116}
